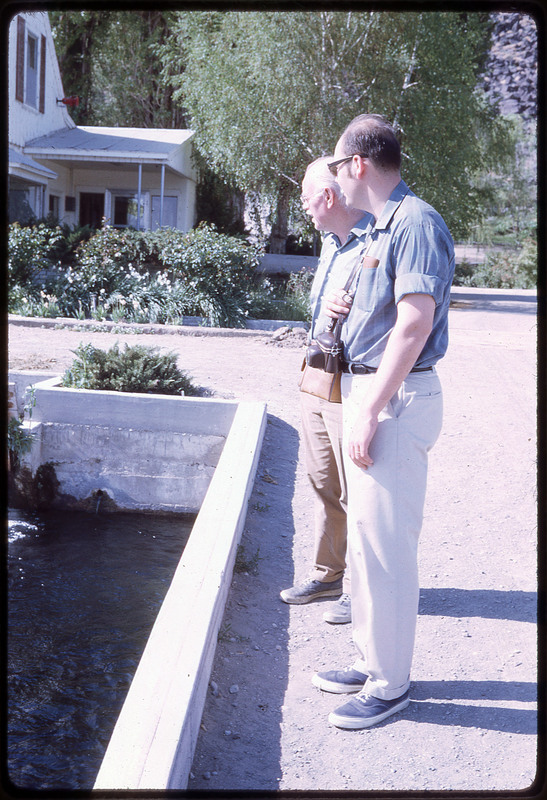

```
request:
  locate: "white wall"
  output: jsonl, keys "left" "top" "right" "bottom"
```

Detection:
{"left": 44, "top": 163, "right": 196, "bottom": 230}
{"left": 8, "top": 11, "right": 74, "bottom": 148}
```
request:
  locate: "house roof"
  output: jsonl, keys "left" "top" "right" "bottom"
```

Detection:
{"left": 9, "top": 146, "right": 58, "bottom": 182}
{"left": 24, "top": 126, "right": 195, "bottom": 173}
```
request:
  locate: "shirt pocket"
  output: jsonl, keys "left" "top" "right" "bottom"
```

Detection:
{"left": 353, "top": 263, "right": 379, "bottom": 312}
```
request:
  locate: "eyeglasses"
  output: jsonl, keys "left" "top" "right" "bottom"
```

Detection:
{"left": 327, "top": 154, "right": 367, "bottom": 177}
{"left": 300, "top": 188, "right": 325, "bottom": 207}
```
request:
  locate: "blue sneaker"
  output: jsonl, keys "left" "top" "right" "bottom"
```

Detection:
{"left": 323, "top": 593, "right": 351, "bottom": 624}
{"left": 329, "top": 689, "right": 410, "bottom": 729}
{"left": 312, "top": 666, "right": 368, "bottom": 693}
{"left": 280, "top": 577, "right": 342, "bottom": 605}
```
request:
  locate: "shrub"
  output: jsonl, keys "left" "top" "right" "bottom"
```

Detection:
{"left": 61, "top": 343, "right": 199, "bottom": 395}
{"left": 453, "top": 236, "right": 537, "bottom": 289}
{"left": 516, "top": 236, "right": 538, "bottom": 288}
{"left": 246, "top": 271, "right": 314, "bottom": 321}
{"left": 47, "top": 221, "right": 95, "bottom": 266}
{"left": 148, "top": 223, "right": 261, "bottom": 326}
{"left": 7, "top": 387, "right": 36, "bottom": 470}
{"left": 8, "top": 222, "right": 65, "bottom": 288}
{"left": 42, "top": 223, "right": 262, "bottom": 327}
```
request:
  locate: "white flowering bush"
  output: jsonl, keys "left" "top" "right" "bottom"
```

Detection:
{"left": 8, "top": 220, "right": 310, "bottom": 327}
{"left": 146, "top": 224, "right": 262, "bottom": 326}
{"left": 8, "top": 223, "right": 65, "bottom": 288}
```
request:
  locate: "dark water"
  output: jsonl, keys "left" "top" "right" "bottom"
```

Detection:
{"left": 7, "top": 508, "right": 194, "bottom": 790}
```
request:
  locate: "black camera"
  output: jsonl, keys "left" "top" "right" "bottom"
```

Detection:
{"left": 306, "top": 327, "right": 344, "bottom": 374}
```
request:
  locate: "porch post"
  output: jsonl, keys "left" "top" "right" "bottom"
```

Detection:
{"left": 160, "top": 164, "right": 165, "bottom": 228}
{"left": 137, "top": 164, "right": 142, "bottom": 231}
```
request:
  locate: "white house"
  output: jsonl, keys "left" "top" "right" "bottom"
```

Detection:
{"left": 8, "top": 11, "right": 197, "bottom": 232}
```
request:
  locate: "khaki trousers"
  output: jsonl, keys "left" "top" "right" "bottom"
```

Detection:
{"left": 341, "top": 370, "right": 443, "bottom": 699}
{"left": 300, "top": 391, "right": 348, "bottom": 587}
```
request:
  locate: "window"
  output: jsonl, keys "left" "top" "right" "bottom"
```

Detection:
{"left": 48, "top": 194, "right": 60, "bottom": 220}
{"left": 15, "top": 16, "right": 45, "bottom": 113}
{"left": 25, "top": 34, "right": 38, "bottom": 107}
{"left": 151, "top": 196, "right": 178, "bottom": 230}
{"left": 112, "top": 193, "right": 145, "bottom": 228}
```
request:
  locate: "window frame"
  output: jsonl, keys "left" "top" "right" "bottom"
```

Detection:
{"left": 15, "top": 16, "right": 46, "bottom": 114}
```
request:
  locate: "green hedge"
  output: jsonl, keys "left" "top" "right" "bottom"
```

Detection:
{"left": 8, "top": 222, "right": 267, "bottom": 328}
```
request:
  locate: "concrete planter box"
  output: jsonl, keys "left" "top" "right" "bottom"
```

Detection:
{"left": 8, "top": 372, "right": 267, "bottom": 788}
{"left": 13, "top": 375, "right": 250, "bottom": 514}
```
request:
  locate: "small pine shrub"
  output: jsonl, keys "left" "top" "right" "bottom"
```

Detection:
{"left": 61, "top": 343, "right": 199, "bottom": 395}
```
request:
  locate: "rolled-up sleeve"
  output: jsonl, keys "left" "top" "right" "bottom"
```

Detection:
{"left": 393, "top": 222, "right": 454, "bottom": 305}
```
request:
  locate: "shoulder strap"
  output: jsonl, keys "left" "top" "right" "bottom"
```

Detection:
{"left": 326, "top": 235, "right": 374, "bottom": 334}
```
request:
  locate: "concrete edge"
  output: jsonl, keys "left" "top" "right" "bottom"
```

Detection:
{"left": 7, "top": 314, "right": 308, "bottom": 336}
{"left": 7, "top": 288, "right": 536, "bottom": 339}
{"left": 93, "top": 400, "right": 268, "bottom": 790}
{"left": 25, "top": 375, "right": 239, "bottom": 437}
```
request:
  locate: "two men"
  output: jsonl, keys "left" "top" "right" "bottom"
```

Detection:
{"left": 280, "top": 157, "right": 372, "bottom": 624}
{"left": 297, "top": 114, "right": 455, "bottom": 729}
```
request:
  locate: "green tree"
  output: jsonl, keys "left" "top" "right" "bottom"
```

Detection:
{"left": 161, "top": 10, "right": 513, "bottom": 246}
{"left": 49, "top": 10, "right": 111, "bottom": 124}
{"left": 90, "top": 11, "right": 187, "bottom": 128}
{"left": 50, "top": 11, "right": 186, "bottom": 128}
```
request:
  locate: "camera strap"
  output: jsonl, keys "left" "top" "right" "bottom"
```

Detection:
{"left": 326, "top": 235, "right": 376, "bottom": 338}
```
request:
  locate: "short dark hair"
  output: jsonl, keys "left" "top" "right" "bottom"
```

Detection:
{"left": 340, "top": 114, "right": 401, "bottom": 172}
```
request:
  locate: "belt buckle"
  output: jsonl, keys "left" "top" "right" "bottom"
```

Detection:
{"left": 348, "top": 363, "right": 365, "bottom": 375}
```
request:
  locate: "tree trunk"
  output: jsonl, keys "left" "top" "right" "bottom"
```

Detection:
{"left": 269, "top": 187, "right": 290, "bottom": 254}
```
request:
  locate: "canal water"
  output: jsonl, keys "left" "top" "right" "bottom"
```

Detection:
{"left": 7, "top": 507, "right": 194, "bottom": 790}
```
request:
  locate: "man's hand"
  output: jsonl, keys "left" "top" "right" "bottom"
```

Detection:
{"left": 348, "top": 412, "right": 377, "bottom": 468}
{"left": 324, "top": 288, "right": 353, "bottom": 319}
{"left": 346, "top": 293, "right": 436, "bottom": 469}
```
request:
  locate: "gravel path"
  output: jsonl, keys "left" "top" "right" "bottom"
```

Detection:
{"left": 7, "top": 287, "right": 539, "bottom": 792}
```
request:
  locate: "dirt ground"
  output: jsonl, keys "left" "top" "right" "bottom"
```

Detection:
{"left": 7, "top": 287, "right": 539, "bottom": 794}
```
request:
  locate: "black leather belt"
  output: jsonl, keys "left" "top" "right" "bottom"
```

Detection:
{"left": 342, "top": 363, "right": 433, "bottom": 375}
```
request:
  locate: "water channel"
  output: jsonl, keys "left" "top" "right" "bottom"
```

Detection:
{"left": 7, "top": 507, "right": 194, "bottom": 790}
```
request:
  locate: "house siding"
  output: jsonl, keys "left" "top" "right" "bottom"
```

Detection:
{"left": 9, "top": 12, "right": 74, "bottom": 147}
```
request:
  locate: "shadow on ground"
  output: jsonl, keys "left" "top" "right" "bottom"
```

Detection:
{"left": 419, "top": 588, "right": 537, "bottom": 623}
{"left": 409, "top": 680, "right": 536, "bottom": 735}
{"left": 188, "top": 413, "right": 299, "bottom": 790}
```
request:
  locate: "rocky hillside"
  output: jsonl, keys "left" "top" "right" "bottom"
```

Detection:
{"left": 481, "top": 11, "right": 538, "bottom": 121}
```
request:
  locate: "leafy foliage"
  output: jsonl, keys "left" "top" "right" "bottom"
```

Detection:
{"left": 469, "top": 117, "right": 536, "bottom": 246}
{"left": 8, "top": 223, "right": 65, "bottom": 288}
{"left": 9, "top": 222, "right": 264, "bottom": 327}
{"left": 161, "top": 10, "right": 513, "bottom": 240}
{"left": 7, "top": 388, "right": 36, "bottom": 469}
{"left": 49, "top": 10, "right": 186, "bottom": 127}
{"left": 454, "top": 236, "right": 537, "bottom": 289}
{"left": 49, "top": 10, "right": 534, "bottom": 252}
{"left": 61, "top": 342, "right": 199, "bottom": 395}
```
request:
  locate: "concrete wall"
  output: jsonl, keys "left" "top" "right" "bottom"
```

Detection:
{"left": 9, "top": 374, "right": 239, "bottom": 514}
{"left": 8, "top": 371, "right": 268, "bottom": 788}
{"left": 94, "top": 400, "right": 267, "bottom": 789}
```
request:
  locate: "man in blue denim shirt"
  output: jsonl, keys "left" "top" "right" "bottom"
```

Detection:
{"left": 311, "top": 114, "right": 455, "bottom": 728}
{"left": 281, "top": 156, "right": 372, "bottom": 625}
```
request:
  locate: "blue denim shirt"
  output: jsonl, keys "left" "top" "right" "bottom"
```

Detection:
{"left": 342, "top": 180, "right": 455, "bottom": 368}
{"left": 309, "top": 213, "right": 374, "bottom": 340}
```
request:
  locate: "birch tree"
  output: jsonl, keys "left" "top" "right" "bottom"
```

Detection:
{"left": 162, "top": 10, "right": 510, "bottom": 246}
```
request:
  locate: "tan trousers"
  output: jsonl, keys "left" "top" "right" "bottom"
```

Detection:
{"left": 341, "top": 370, "right": 443, "bottom": 699}
{"left": 300, "top": 391, "right": 348, "bottom": 587}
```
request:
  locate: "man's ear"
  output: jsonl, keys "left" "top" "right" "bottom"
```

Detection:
{"left": 353, "top": 154, "right": 367, "bottom": 178}
{"left": 324, "top": 187, "right": 335, "bottom": 208}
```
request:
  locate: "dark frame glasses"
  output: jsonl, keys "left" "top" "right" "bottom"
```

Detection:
{"left": 327, "top": 154, "right": 367, "bottom": 176}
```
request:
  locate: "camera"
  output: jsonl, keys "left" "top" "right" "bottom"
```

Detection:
{"left": 306, "top": 328, "right": 344, "bottom": 374}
